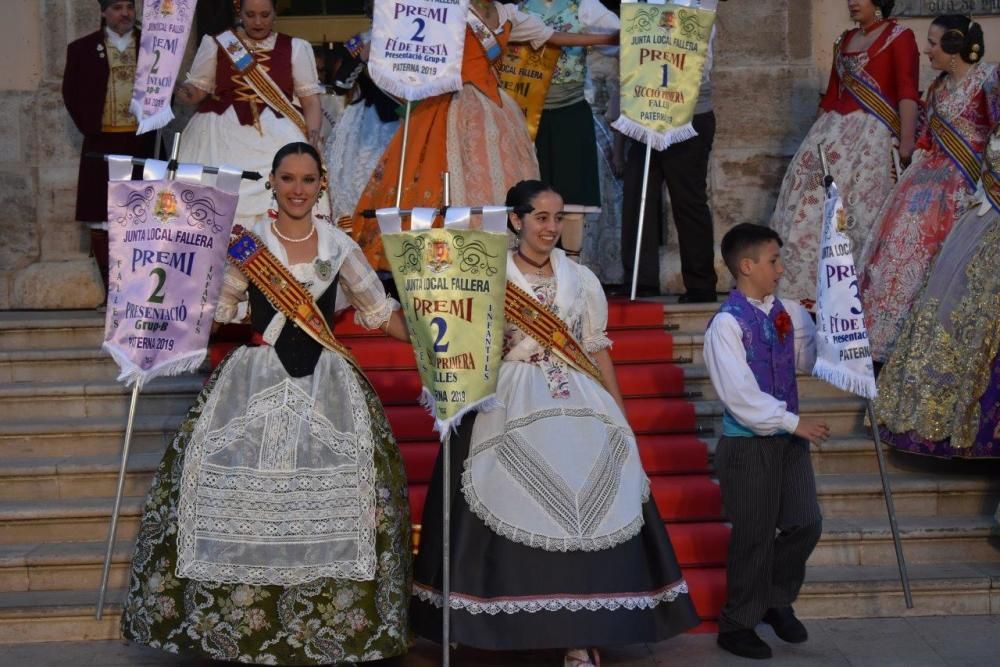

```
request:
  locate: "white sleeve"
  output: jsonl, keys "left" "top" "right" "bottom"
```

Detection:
{"left": 185, "top": 34, "right": 219, "bottom": 93}
{"left": 704, "top": 313, "right": 801, "bottom": 436}
{"left": 503, "top": 5, "right": 555, "bottom": 50}
{"left": 579, "top": 0, "right": 621, "bottom": 32}
{"left": 291, "top": 37, "right": 324, "bottom": 98}
{"left": 214, "top": 264, "right": 249, "bottom": 323}
{"left": 579, "top": 267, "right": 613, "bottom": 353}
{"left": 789, "top": 302, "right": 818, "bottom": 375}
{"left": 336, "top": 238, "right": 399, "bottom": 330}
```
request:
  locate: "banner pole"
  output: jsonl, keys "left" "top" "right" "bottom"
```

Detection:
{"left": 441, "top": 428, "right": 452, "bottom": 667}
{"left": 395, "top": 101, "right": 413, "bottom": 208}
{"left": 440, "top": 169, "right": 452, "bottom": 666}
{"left": 96, "top": 381, "right": 141, "bottom": 619}
{"left": 96, "top": 132, "right": 182, "bottom": 620}
{"left": 818, "top": 140, "right": 911, "bottom": 608}
{"left": 866, "top": 400, "right": 914, "bottom": 609}
{"left": 630, "top": 142, "right": 654, "bottom": 301}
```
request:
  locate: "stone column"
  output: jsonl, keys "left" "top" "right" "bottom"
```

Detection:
{"left": 658, "top": 1, "right": 819, "bottom": 294}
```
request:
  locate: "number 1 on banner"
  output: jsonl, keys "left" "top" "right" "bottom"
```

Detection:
{"left": 661, "top": 64, "right": 670, "bottom": 88}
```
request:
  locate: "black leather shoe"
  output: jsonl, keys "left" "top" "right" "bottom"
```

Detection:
{"left": 763, "top": 606, "right": 808, "bottom": 643}
{"left": 717, "top": 629, "right": 773, "bottom": 659}
{"left": 678, "top": 291, "right": 717, "bottom": 304}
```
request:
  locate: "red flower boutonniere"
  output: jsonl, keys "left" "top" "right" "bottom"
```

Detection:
{"left": 774, "top": 311, "right": 792, "bottom": 343}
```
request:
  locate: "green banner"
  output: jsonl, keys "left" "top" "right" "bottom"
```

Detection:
{"left": 612, "top": 2, "right": 716, "bottom": 150}
{"left": 382, "top": 226, "right": 508, "bottom": 433}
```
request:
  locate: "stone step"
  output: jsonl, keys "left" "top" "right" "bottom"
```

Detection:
{"left": 0, "top": 376, "right": 203, "bottom": 421}
{"left": 816, "top": 472, "right": 1000, "bottom": 519}
{"left": 661, "top": 301, "right": 718, "bottom": 335}
{"left": 0, "top": 415, "right": 179, "bottom": 458}
{"left": 0, "top": 497, "right": 144, "bottom": 546}
{"left": 694, "top": 396, "right": 869, "bottom": 436}
{"left": 0, "top": 541, "right": 134, "bottom": 593}
{"left": 0, "top": 312, "right": 104, "bottom": 352}
{"left": 0, "top": 589, "right": 122, "bottom": 643}
{"left": 0, "top": 453, "right": 161, "bottom": 501}
{"left": 3, "top": 561, "right": 999, "bottom": 643}
{"left": 0, "top": 348, "right": 120, "bottom": 384}
{"left": 810, "top": 515, "right": 1000, "bottom": 567}
{"left": 2, "top": 511, "right": 994, "bottom": 596}
{"left": 798, "top": 561, "right": 1000, "bottom": 619}
{"left": 684, "top": 365, "right": 854, "bottom": 402}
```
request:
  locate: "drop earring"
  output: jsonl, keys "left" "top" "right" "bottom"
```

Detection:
{"left": 265, "top": 181, "right": 278, "bottom": 220}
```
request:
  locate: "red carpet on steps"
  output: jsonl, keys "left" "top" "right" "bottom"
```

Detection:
{"left": 207, "top": 298, "right": 729, "bottom": 624}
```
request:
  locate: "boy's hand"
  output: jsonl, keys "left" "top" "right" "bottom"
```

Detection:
{"left": 794, "top": 417, "right": 830, "bottom": 443}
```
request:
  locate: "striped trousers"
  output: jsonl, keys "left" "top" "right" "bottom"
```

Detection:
{"left": 714, "top": 434, "right": 823, "bottom": 633}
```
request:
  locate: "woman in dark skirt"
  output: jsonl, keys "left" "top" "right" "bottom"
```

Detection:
{"left": 411, "top": 181, "right": 699, "bottom": 666}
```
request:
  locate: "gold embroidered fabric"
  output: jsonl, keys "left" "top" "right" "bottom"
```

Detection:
{"left": 102, "top": 38, "right": 138, "bottom": 132}
{"left": 875, "top": 212, "right": 1000, "bottom": 450}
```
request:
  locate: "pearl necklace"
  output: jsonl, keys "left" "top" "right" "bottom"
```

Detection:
{"left": 271, "top": 220, "right": 316, "bottom": 243}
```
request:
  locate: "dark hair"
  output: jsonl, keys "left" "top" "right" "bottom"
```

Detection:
{"left": 872, "top": 0, "right": 894, "bottom": 18}
{"left": 505, "top": 180, "right": 559, "bottom": 232}
{"left": 720, "top": 223, "right": 783, "bottom": 278}
{"left": 271, "top": 142, "right": 324, "bottom": 174}
{"left": 932, "top": 14, "right": 985, "bottom": 64}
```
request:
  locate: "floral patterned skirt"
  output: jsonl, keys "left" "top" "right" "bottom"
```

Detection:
{"left": 120, "top": 354, "right": 412, "bottom": 665}
{"left": 769, "top": 110, "right": 896, "bottom": 306}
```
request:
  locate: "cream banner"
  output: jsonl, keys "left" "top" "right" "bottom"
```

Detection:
{"left": 369, "top": 0, "right": 469, "bottom": 100}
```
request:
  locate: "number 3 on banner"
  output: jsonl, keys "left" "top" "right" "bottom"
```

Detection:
{"left": 430, "top": 317, "right": 449, "bottom": 353}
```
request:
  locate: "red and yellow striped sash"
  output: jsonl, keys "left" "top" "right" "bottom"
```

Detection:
{"left": 841, "top": 70, "right": 901, "bottom": 137}
{"left": 929, "top": 113, "right": 982, "bottom": 189}
{"left": 227, "top": 229, "right": 367, "bottom": 379}
{"left": 504, "top": 281, "right": 605, "bottom": 387}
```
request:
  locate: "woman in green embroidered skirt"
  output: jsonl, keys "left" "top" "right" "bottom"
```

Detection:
{"left": 121, "top": 142, "right": 412, "bottom": 664}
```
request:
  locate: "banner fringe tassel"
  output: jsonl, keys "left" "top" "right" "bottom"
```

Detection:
{"left": 103, "top": 342, "right": 206, "bottom": 388}
{"left": 130, "top": 101, "right": 174, "bottom": 135}
{"left": 418, "top": 387, "right": 502, "bottom": 441}
{"left": 812, "top": 357, "right": 877, "bottom": 400}
{"left": 369, "top": 72, "right": 462, "bottom": 105}
{"left": 611, "top": 116, "right": 699, "bottom": 152}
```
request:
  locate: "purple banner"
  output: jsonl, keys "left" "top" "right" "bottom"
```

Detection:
{"left": 103, "top": 180, "right": 237, "bottom": 386}
{"left": 130, "top": 0, "right": 196, "bottom": 134}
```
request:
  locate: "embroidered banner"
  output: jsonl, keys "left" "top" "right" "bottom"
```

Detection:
{"left": 497, "top": 44, "right": 560, "bottom": 140}
{"left": 378, "top": 207, "right": 508, "bottom": 434}
{"left": 613, "top": 0, "right": 716, "bottom": 151}
{"left": 103, "top": 161, "right": 239, "bottom": 387}
{"left": 130, "top": 0, "right": 196, "bottom": 134}
{"left": 812, "top": 180, "right": 877, "bottom": 399}
{"left": 369, "top": 0, "right": 469, "bottom": 101}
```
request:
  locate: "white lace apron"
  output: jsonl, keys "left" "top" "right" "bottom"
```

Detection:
{"left": 176, "top": 222, "right": 378, "bottom": 585}
{"left": 461, "top": 250, "right": 649, "bottom": 552}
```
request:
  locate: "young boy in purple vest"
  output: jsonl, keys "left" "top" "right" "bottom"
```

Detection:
{"left": 705, "top": 223, "right": 830, "bottom": 660}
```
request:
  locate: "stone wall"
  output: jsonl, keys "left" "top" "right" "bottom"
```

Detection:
{"left": 0, "top": 1, "right": 107, "bottom": 309}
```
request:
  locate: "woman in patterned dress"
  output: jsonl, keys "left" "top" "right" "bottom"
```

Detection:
{"left": 350, "top": 0, "right": 618, "bottom": 274}
{"left": 770, "top": 0, "right": 919, "bottom": 307}
{"left": 411, "top": 181, "right": 699, "bottom": 667}
{"left": 121, "top": 143, "right": 413, "bottom": 664}
{"left": 873, "top": 130, "right": 1000, "bottom": 458}
{"left": 860, "top": 15, "right": 999, "bottom": 362}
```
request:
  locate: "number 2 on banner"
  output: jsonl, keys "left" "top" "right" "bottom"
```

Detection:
{"left": 148, "top": 268, "right": 167, "bottom": 304}
{"left": 430, "top": 317, "right": 449, "bottom": 353}
{"left": 411, "top": 18, "right": 426, "bottom": 42}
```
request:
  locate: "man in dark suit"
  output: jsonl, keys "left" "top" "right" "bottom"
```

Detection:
{"left": 62, "top": 0, "right": 156, "bottom": 294}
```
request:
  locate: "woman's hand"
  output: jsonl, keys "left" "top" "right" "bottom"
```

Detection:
{"left": 898, "top": 139, "right": 915, "bottom": 168}
{"left": 175, "top": 82, "right": 208, "bottom": 106}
